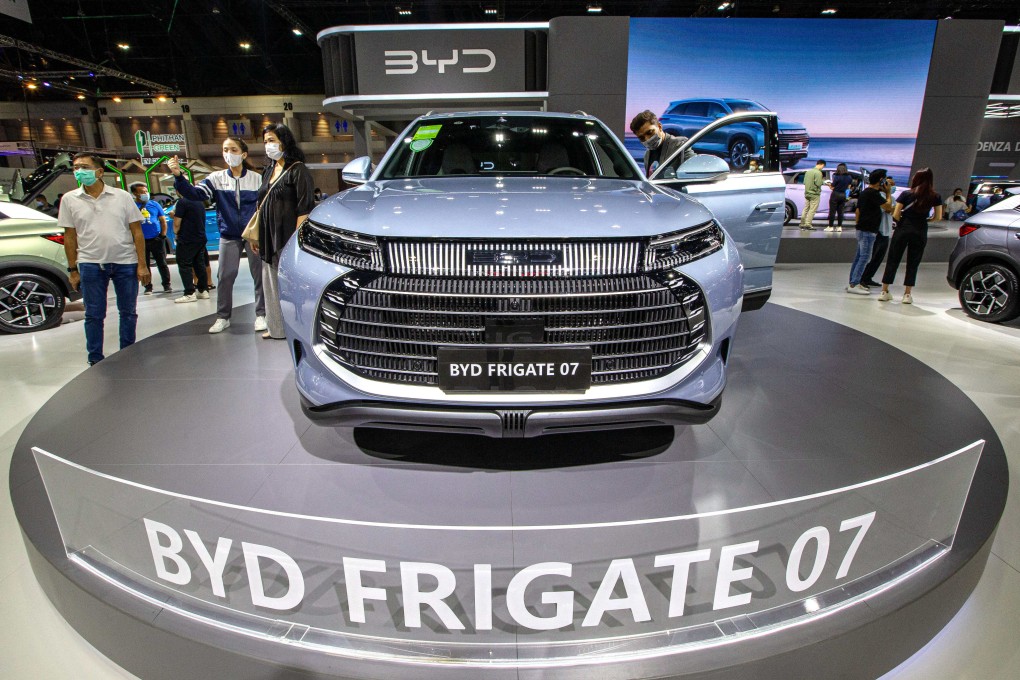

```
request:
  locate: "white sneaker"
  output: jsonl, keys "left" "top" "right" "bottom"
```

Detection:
{"left": 197, "top": 290, "right": 210, "bottom": 300}
{"left": 175, "top": 293, "right": 197, "bottom": 304}
{"left": 824, "top": 226, "right": 835, "bottom": 232}
{"left": 143, "top": 289, "right": 153, "bottom": 296}
{"left": 877, "top": 291, "right": 892, "bottom": 302}
{"left": 846, "top": 284, "right": 870, "bottom": 296}
{"left": 253, "top": 315, "right": 268, "bottom": 332}
{"left": 902, "top": 293, "right": 913, "bottom": 304}
{"left": 835, "top": 226, "right": 843, "bottom": 232}
{"left": 208, "top": 318, "right": 231, "bottom": 334}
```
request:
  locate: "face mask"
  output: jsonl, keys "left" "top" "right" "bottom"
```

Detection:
{"left": 265, "top": 142, "right": 283, "bottom": 160}
{"left": 641, "top": 132, "right": 662, "bottom": 151}
{"left": 223, "top": 151, "right": 244, "bottom": 167}
{"left": 35, "top": 200, "right": 44, "bottom": 208}
{"left": 138, "top": 193, "right": 150, "bottom": 203}
{"left": 74, "top": 169, "right": 98, "bottom": 186}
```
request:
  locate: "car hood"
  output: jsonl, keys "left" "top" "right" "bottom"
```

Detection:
{"left": 777, "top": 121, "right": 808, "bottom": 132}
{"left": 311, "top": 177, "right": 714, "bottom": 239}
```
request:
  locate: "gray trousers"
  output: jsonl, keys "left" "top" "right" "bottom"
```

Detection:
{"left": 262, "top": 261, "right": 285, "bottom": 338}
{"left": 216, "top": 238, "right": 265, "bottom": 320}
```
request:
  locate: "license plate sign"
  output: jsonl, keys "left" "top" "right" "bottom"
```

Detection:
{"left": 788, "top": 142, "right": 803, "bottom": 150}
{"left": 438, "top": 347, "right": 592, "bottom": 392}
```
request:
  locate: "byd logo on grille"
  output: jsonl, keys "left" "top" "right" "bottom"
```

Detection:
{"left": 468, "top": 250, "right": 563, "bottom": 266}
{"left": 384, "top": 49, "right": 496, "bottom": 75}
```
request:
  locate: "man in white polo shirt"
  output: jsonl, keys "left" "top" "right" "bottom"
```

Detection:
{"left": 59, "top": 153, "right": 149, "bottom": 365}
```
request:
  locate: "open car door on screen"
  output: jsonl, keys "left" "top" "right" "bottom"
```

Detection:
{"left": 650, "top": 112, "right": 786, "bottom": 311}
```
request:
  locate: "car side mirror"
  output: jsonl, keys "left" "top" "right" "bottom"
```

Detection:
{"left": 342, "top": 156, "right": 373, "bottom": 185}
{"left": 656, "top": 154, "right": 730, "bottom": 183}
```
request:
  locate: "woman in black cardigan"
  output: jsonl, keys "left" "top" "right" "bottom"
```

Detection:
{"left": 256, "top": 123, "right": 314, "bottom": 339}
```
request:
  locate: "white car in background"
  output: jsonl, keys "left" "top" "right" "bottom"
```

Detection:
{"left": 783, "top": 167, "right": 905, "bottom": 226}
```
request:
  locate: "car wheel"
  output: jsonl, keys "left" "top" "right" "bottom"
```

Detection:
{"left": 958, "top": 263, "right": 1020, "bottom": 323}
{"left": 728, "top": 137, "right": 753, "bottom": 170}
{"left": 784, "top": 201, "right": 796, "bottom": 225}
{"left": 0, "top": 273, "right": 66, "bottom": 334}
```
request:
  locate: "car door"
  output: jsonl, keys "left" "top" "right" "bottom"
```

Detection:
{"left": 651, "top": 112, "right": 786, "bottom": 310}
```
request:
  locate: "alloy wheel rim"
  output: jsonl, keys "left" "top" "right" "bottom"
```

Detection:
{"left": 0, "top": 279, "right": 58, "bottom": 329}
{"left": 730, "top": 141, "right": 751, "bottom": 168}
{"left": 962, "top": 269, "right": 1011, "bottom": 316}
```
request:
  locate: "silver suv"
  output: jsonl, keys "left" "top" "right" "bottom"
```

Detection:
{"left": 947, "top": 190, "right": 1020, "bottom": 323}
{"left": 279, "top": 111, "right": 785, "bottom": 437}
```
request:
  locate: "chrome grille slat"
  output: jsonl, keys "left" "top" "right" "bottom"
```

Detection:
{"left": 386, "top": 240, "right": 641, "bottom": 277}
{"left": 318, "top": 273, "right": 707, "bottom": 387}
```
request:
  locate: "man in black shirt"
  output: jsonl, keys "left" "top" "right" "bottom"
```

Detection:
{"left": 172, "top": 197, "right": 209, "bottom": 304}
{"left": 630, "top": 110, "right": 694, "bottom": 177}
{"left": 847, "top": 169, "right": 892, "bottom": 295}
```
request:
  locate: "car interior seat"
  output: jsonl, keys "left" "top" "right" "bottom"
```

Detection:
{"left": 536, "top": 142, "right": 571, "bottom": 174}
{"left": 440, "top": 144, "right": 475, "bottom": 175}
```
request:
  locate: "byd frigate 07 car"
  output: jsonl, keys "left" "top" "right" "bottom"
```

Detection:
{"left": 279, "top": 111, "right": 785, "bottom": 437}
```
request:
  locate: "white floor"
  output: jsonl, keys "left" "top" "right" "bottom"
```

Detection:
{"left": 1, "top": 262, "right": 1018, "bottom": 679}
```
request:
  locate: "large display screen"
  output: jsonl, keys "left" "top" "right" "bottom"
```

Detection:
{"left": 626, "top": 19, "right": 937, "bottom": 182}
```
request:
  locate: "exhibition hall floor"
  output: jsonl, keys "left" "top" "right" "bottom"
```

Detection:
{"left": 1, "top": 262, "right": 1018, "bottom": 679}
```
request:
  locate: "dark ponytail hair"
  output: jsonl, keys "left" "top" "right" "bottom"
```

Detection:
{"left": 908, "top": 167, "right": 937, "bottom": 211}
{"left": 262, "top": 123, "right": 305, "bottom": 165}
{"left": 226, "top": 136, "right": 255, "bottom": 171}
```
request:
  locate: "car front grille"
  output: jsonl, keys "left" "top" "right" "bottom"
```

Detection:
{"left": 386, "top": 240, "right": 642, "bottom": 277}
{"left": 779, "top": 131, "right": 809, "bottom": 149}
{"left": 316, "top": 273, "right": 707, "bottom": 387}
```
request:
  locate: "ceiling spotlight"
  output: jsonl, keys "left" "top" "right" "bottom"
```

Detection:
{"left": 484, "top": 7, "right": 497, "bottom": 15}
{"left": 26, "top": 82, "right": 37, "bottom": 90}
{"left": 77, "top": 94, "right": 86, "bottom": 100}
{"left": 587, "top": 3, "right": 603, "bottom": 12}
{"left": 112, "top": 96, "right": 122, "bottom": 103}
{"left": 157, "top": 95, "right": 167, "bottom": 102}
{"left": 718, "top": 2, "right": 731, "bottom": 10}
{"left": 42, "top": 82, "right": 51, "bottom": 87}
{"left": 292, "top": 27, "right": 303, "bottom": 36}
{"left": 821, "top": 8, "right": 837, "bottom": 14}
{"left": 772, "top": 4, "right": 780, "bottom": 12}
{"left": 117, "top": 43, "right": 130, "bottom": 50}
{"left": 395, "top": 6, "right": 411, "bottom": 16}
{"left": 239, "top": 41, "right": 252, "bottom": 49}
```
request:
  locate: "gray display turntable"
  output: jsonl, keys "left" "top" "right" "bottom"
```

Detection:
{"left": 10, "top": 303, "right": 1007, "bottom": 680}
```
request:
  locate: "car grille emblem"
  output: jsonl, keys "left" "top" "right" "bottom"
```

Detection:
{"left": 467, "top": 250, "right": 564, "bottom": 266}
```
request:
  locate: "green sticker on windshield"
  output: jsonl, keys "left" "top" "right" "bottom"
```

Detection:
{"left": 409, "top": 138, "right": 433, "bottom": 152}
{"left": 412, "top": 124, "right": 442, "bottom": 141}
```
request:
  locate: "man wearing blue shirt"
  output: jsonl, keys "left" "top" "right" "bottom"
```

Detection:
{"left": 129, "top": 182, "right": 172, "bottom": 294}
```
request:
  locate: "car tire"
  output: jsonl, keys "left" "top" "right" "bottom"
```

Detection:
{"left": 958, "top": 263, "right": 1020, "bottom": 323}
{"left": 0, "top": 273, "right": 66, "bottom": 334}
{"left": 728, "top": 137, "right": 753, "bottom": 170}
{"left": 784, "top": 201, "right": 797, "bottom": 225}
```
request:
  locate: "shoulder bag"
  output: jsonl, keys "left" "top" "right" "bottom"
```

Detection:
{"left": 241, "top": 163, "right": 301, "bottom": 244}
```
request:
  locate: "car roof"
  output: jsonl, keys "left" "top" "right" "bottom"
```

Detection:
{"left": 0, "top": 202, "right": 57, "bottom": 221}
{"left": 414, "top": 111, "right": 599, "bottom": 122}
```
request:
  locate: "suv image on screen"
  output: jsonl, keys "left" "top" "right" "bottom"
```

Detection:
{"left": 279, "top": 111, "right": 785, "bottom": 437}
{"left": 660, "top": 99, "right": 809, "bottom": 169}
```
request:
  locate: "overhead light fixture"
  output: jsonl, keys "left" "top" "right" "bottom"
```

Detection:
{"left": 26, "top": 82, "right": 37, "bottom": 90}
{"left": 821, "top": 8, "right": 837, "bottom": 14}
{"left": 772, "top": 4, "right": 781, "bottom": 12}
{"left": 587, "top": 3, "right": 603, "bottom": 12}
{"left": 395, "top": 6, "right": 411, "bottom": 16}
{"left": 112, "top": 96, "right": 122, "bottom": 103}
{"left": 77, "top": 94, "right": 86, "bottom": 100}
{"left": 239, "top": 41, "right": 252, "bottom": 50}
{"left": 117, "top": 43, "right": 130, "bottom": 50}
{"left": 484, "top": 7, "right": 497, "bottom": 15}
{"left": 292, "top": 27, "right": 303, "bottom": 36}
{"left": 42, "top": 82, "right": 51, "bottom": 87}
{"left": 157, "top": 95, "right": 167, "bottom": 102}
{"left": 718, "top": 2, "right": 731, "bottom": 10}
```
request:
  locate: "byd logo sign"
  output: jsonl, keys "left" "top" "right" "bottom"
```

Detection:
{"left": 384, "top": 48, "right": 496, "bottom": 75}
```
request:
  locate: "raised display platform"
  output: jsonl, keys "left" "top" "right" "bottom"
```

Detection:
{"left": 10, "top": 303, "right": 1007, "bottom": 680}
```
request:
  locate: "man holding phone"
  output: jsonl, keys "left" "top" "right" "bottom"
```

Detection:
{"left": 59, "top": 153, "right": 149, "bottom": 365}
{"left": 847, "top": 168, "right": 893, "bottom": 295}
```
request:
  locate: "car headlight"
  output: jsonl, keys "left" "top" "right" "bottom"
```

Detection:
{"left": 643, "top": 220, "right": 725, "bottom": 272}
{"left": 298, "top": 220, "right": 384, "bottom": 272}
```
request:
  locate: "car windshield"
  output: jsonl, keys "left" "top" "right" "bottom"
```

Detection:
{"left": 378, "top": 115, "right": 640, "bottom": 180}
{"left": 725, "top": 100, "right": 767, "bottom": 113}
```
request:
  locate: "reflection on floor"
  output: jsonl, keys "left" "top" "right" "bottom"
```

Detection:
{"left": 1, "top": 262, "right": 1018, "bottom": 679}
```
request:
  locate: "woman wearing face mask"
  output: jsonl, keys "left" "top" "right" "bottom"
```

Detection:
{"left": 167, "top": 137, "right": 266, "bottom": 334}
{"left": 255, "top": 123, "right": 314, "bottom": 339}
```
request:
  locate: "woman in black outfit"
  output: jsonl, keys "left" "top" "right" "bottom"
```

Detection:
{"left": 256, "top": 123, "right": 314, "bottom": 339}
{"left": 878, "top": 168, "right": 943, "bottom": 305}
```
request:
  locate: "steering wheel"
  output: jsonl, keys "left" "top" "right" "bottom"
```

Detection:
{"left": 548, "top": 166, "right": 585, "bottom": 176}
